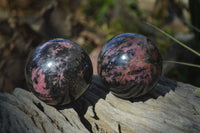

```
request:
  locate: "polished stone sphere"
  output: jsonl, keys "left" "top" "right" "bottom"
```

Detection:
{"left": 98, "top": 33, "right": 162, "bottom": 99}
{"left": 25, "top": 38, "right": 93, "bottom": 105}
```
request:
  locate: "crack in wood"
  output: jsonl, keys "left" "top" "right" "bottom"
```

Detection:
{"left": 92, "top": 105, "right": 99, "bottom": 120}
{"left": 94, "top": 123, "right": 99, "bottom": 131}
{"left": 30, "top": 116, "right": 37, "bottom": 127}
{"left": 33, "top": 102, "right": 44, "bottom": 112}
{"left": 79, "top": 115, "right": 93, "bottom": 132}
{"left": 41, "top": 122, "right": 46, "bottom": 133}
{"left": 32, "top": 102, "right": 64, "bottom": 133}
{"left": 45, "top": 114, "right": 64, "bottom": 133}
{"left": 118, "top": 124, "right": 121, "bottom": 133}
{"left": 58, "top": 110, "right": 73, "bottom": 126}
{"left": 72, "top": 103, "right": 93, "bottom": 132}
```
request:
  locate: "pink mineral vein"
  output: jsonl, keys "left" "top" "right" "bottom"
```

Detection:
{"left": 105, "top": 75, "right": 114, "bottom": 82}
{"left": 58, "top": 42, "right": 73, "bottom": 49}
{"left": 40, "top": 41, "right": 52, "bottom": 49}
{"left": 32, "top": 68, "right": 50, "bottom": 95}
{"left": 34, "top": 42, "right": 52, "bottom": 60}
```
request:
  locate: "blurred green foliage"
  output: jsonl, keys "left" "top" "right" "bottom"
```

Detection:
{"left": 84, "top": 0, "right": 114, "bottom": 24}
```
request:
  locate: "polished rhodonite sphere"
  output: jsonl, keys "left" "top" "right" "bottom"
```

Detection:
{"left": 98, "top": 33, "right": 162, "bottom": 99}
{"left": 25, "top": 39, "right": 93, "bottom": 105}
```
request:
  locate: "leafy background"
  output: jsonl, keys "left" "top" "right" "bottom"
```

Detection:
{"left": 0, "top": 0, "right": 199, "bottom": 93}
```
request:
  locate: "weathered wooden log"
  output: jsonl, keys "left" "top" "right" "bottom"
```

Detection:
{"left": 0, "top": 75, "right": 200, "bottom": 133}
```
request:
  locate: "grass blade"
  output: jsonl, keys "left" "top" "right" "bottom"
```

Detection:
{"left": 146, "top": 22, "right": 200, "bottom": 57}
{"left": 164, "top": 60, "right": 200, "bottom": 68}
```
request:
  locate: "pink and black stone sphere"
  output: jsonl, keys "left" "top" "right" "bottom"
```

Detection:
{"left": 25, "top": 39, "right": 93, "bottom": 105}
{"left": 98, "top": 33, "right": 162, "bottom": 99}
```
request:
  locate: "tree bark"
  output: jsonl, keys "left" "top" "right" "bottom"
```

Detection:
{"left": 0, "top": 75, "right": 200, "bottom": 133}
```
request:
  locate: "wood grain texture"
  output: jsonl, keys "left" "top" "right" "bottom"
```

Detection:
{"left": 0, "top": 75, "right": 200, "bottom": 133}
